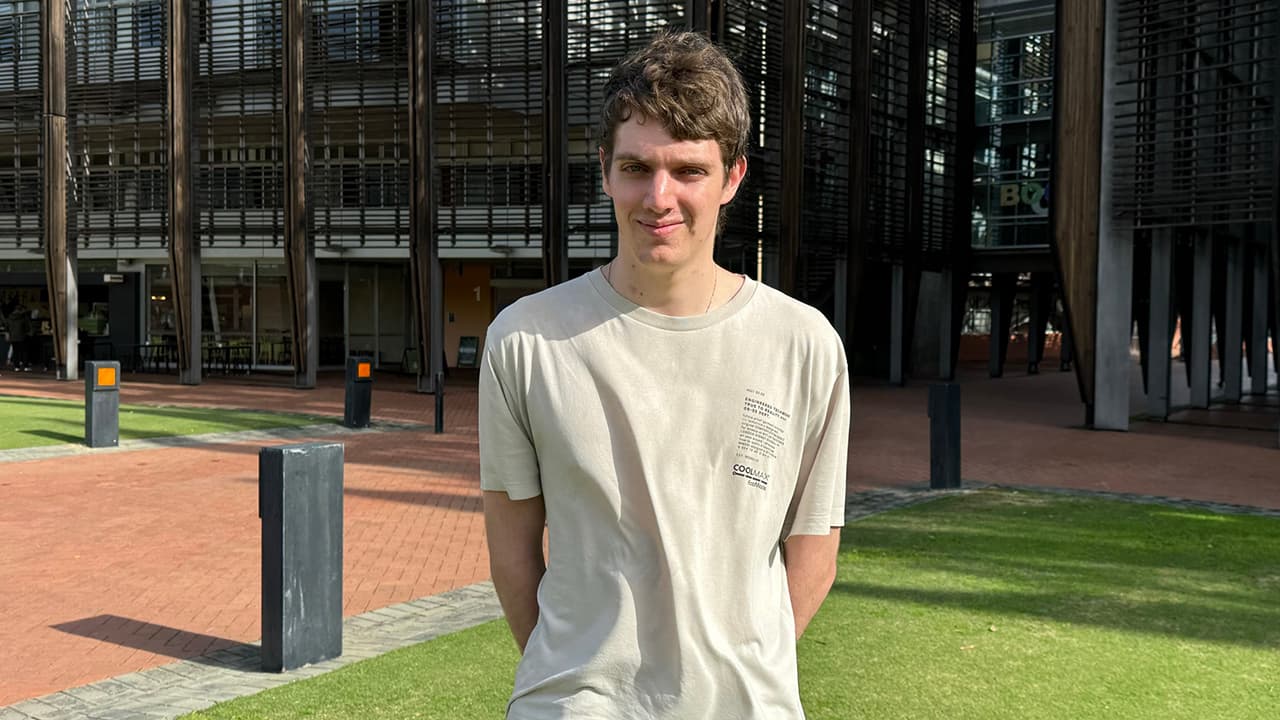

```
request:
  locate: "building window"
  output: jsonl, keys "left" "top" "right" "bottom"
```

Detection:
{"left": 0, "top": 15, "right": 15, "bottom": 63}
{"left": 86, "top": 5, "right": 117, "bottom": 55}
{"left": 256, "top": 9, "right": 281, "bottom": 66}
{"left": 326, "top": 6, "right": 379, "bottom": 63}
{"left": 135, "top": 1, "right": 163, "bottom": 49}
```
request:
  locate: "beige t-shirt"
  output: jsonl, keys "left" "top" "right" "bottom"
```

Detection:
{"left": 480, "top": 269, "right": 850, "bottom": 719}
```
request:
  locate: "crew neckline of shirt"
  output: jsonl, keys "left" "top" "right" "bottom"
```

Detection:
{"left": 588, "top": 266, "right": 758, "bottom": 331}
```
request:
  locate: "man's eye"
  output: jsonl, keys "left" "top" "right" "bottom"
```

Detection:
{"left": 622, "top": 164, "right": 646, "bottom": 173}
{"left": 681, "top": 168, "right": 707, "bottom": 177}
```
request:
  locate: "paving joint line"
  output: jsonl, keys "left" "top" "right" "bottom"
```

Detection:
{"left": 0, "top": 420, "right": 431, "bottom": 465}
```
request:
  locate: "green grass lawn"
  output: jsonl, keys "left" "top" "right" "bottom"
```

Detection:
{"left": 0, "top": 394, "right": 331, "bottom": 450}
{"left": 182, "top": 490, "right": 1280, "bottom": 720}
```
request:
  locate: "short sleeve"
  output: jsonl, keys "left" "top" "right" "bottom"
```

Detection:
{"left": 782, "top": 367, "right": 850, "bottom": 539}
{"left": 478, "top": 332, "right": 543, "bottom": 500}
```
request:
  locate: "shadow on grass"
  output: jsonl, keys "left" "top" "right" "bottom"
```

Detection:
{"left": 21, "top": 429, "right": 82, "bottom": 444}
{"left": 836, "top": 492, "right": 1280, "bottom": 650}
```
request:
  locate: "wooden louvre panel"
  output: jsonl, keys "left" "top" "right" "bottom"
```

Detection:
{"left": 0, "top": 1, "right": 43, "bottom": 252}
{"left": 799, "top": 0, "right": 855, "bottom": 302}
{"left": 564, "top": 1, "right": 687, "bottom": 257}
{"left": 866, "top": 0, "right": 912, "bottom": 264}
{"left": 66, "top": 0, "right": 170, "bottom": 251}
{"left": 1111, "top": 0, "right": 1278, "bottom": 229}
{"left": 719, "top": 0, "right": 784, "bottom": 274}
{"left": 192, "top": 0, "right": 284, "bottom": 249}
{"left": 434, "top": 0, "right": 543, "bottom": 251}
{"left": 920, "top": 0, "right": 963, "bottom": 266}
{"left": 308, "top": 0, "right": 410, "bottom": 250}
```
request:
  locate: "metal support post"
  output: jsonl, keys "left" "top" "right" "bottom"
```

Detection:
{"left": 1190, "top": 232, "right": 1213, "bottom": 408}
{"left": 1223, "top": 237, "right": 1244, "bottom": 402}
{"left": 1249, "top": 240, "right": 1270, "bottom": 395}
{"left": 84, "top": 361, "right": 121, "bottom": 448}
{"left": 890, "top": 264, "right": 905, "bottom": 386}
{"left": 1148, "top": 229, "right": 1174, "bottom": 419}
{"left": 434, "top": 371, "right": 445, "bottom": 434}
{"left": 259, "top": 443, "right": 344, "bottom": 672}
{"left": 928, "top": 383, "right": 961, "bottom": 490}
{"left": 988, "top": 274, "right": 1015, "bottom": 378}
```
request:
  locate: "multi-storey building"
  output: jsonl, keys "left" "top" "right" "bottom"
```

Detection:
{"left": 0, "top": 0, "right": 1275, "bottom": 439}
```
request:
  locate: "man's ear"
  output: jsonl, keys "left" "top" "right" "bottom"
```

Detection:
{"left": 599, "top": 147, "right": 613, "bottom": 198}
{"left": 720, "top": 155, "right": 748, "bottom": 205}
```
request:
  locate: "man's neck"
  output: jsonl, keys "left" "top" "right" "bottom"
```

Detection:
{"left": 604, "top": 257, "right": 729, "bottom": 317}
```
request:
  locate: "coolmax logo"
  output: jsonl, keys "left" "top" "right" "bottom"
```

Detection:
{"left": 732, "top": 463, "right": 770, "bottom": 490}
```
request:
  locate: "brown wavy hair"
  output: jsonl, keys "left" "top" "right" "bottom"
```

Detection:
{"left": 597, "top": 30, "right": 750, "bottom": 177}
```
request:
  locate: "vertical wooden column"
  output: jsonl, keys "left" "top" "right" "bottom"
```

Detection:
{"left": 42, "top": 0, "right": 75, "bottom": 380}
{"left": 1051, "top": 0, "right": 1106, "bottom": 423}
{"left": 686, "top": 0, "right": 714, "bottom": 34}
{"left": 845, "top": 0, "right": 872, "bottom": 351}
{"left": 409, "top": 0, "right": 441, "bottom": 393}
{"left": 1272, "top": 6, "right": 1280, "bottom": 418}
{"left": 779, "top": 0, "right": 804, "bottom": 297}
{"left": 542, "top": 0, "right": 568, "bottom": 288}
{"left": 168, "top": 0, "right": 200, "bottom": 385}
{"left": 283, "top": 0, "right": 316, "bottom": 389}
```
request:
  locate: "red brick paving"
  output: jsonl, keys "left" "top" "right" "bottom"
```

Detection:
{"left": 0, "top": 362, "right": 1277, "bottom": 705}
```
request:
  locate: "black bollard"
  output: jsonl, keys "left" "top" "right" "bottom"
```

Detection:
{"left": 259, "top": 442, "right": 344, "bottom": 672}
{"left": 928, "top": 383, "right": 961, "bottom": 489}
{"left": 84, "top": 361, "right": 121, "bottom": 448}
{"left": 434, "top": 370, "right": 444, "bottom": 434}
{"left": 343, "top": 356, "right": 373, "bottom": 428}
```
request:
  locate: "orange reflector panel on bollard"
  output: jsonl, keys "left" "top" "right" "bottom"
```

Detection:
{"left": 97, "top": 367, "right": 117, "bottom": 388}
{"left": 357, "top": 362, "right": 371, "bottom": 379}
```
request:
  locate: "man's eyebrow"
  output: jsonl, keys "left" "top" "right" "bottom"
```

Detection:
{"left": 611, "top": 152, "right": 713, "bottom": 169}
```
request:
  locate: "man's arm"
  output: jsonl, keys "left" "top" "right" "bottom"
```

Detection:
{"left": 783, "top": 529, "right": 841, "bottom": 639}
{"left": 483, "top": 489, "right": 547, "bottom": 653}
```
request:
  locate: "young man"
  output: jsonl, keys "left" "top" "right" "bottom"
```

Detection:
{"left": 480, "top": 30, "right": 849, "bottom": 718}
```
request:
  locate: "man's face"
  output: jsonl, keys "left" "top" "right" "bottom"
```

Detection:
{"left": 601, "top": 116, "right": 746, "bottom": 272}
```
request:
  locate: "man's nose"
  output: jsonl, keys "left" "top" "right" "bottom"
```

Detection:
{"left": 644, "top": 171, "right": 675, "bottom": 211}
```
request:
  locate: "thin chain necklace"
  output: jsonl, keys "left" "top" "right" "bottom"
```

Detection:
{"left": 603, "top": 261, "right": 718, "bottom": 314}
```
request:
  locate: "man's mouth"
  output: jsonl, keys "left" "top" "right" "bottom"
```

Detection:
{"left": 638, "top": 220, "right": 683, "bottom": 236}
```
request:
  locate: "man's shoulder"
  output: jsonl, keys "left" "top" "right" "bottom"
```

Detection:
{"left": 747, "top": 282, "right": 844, "bottom": 345}
{"left": 487, "top": 272, "right": 598, "bottom": 345}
